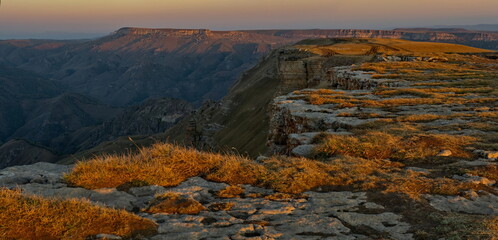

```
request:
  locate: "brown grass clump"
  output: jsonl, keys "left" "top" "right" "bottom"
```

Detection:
{"left": 477, "top": 111, "right": 498, "bottom": 118}
{"left": 65, "top": 143, "right": 267, "bottom": 189}
{"left": 374, "top": 88, "right": 443, "bottom": 98}
{"left": 66, "top": 143, "right": 483, "bottom": 199}
{"left": 264, "top": 193, "right": 308, "bottom": 201}
{"left": 396, "top": 114, "right": 447, "bottom": 122}
{"left": 145, "top": 192, "right": 206, "bottom": 215}
{"left": 314, "top": 132, "right": 475, "bottom": 162}
{"left": 262, "top": 157, "right": 335, "bottom": 193}
{"left": 465, "top": 165, "right": 498, "bottom": 181}
{"left": 0, "top": 189, "right": 157, "bottom": 240}
{"left": 216, "top": 185, "right": 245, "bottom": 198}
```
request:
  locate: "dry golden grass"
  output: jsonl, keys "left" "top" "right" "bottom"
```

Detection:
{"left": 396, "top": 114, "right": 448, "bottom": 122}
{"left": 306, "top": 88, "right": 495, "bottom": 108}
{"left": 466, "top": 165, "right": 498, "bottom": 181}
{"left": 66, "top": 144, "right": 336, "bottom": 194}
{"left": 337, "top": 112, "right": 383, "bottom": 119}
{"left": 364, "top": 97, "right": 496, "bottom": 108}
{"left": 477, "top": 111, "right": 498, "bottom": 118}
{"left": 262, "top": 156, "right": 336, "bottom": 193}
{"left": 353, "top": 53, "right": 498, "bottom": 83}
{"left": 374, "top": 88, "right": 444, "bottom": 98}
{"left": 414, "top": 79, "right": 496, "bottom": 88}
{"left": 0, "top": 189, "right": 157, "bottom": 240}
{"left": 145, "top": 192, "right": 205, "bottom": 215}
{"left": 65, "top": 143, "right": 267, "bottom": 189}
{"left": 314, "top": 131, "right": 475, "bottom": 162}
{"left": 296, "top": 38, "right": 490, "bottom": 56}
{"left": 66, "top": 143, "right": 487, "bottom": 198}
{"left": 395, "top": 113, "right": 474, "bottom": 123}
{"left": 216, "top": 185, "right": 245, "bottom": 198}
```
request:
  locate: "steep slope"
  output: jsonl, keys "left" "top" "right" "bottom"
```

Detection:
{"left": 0, "top": 139, "right": 58, "bottom": 169}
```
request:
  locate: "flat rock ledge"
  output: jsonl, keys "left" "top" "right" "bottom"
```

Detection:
{"left": 2, "top": 162, "right": 496, "bottom": 239}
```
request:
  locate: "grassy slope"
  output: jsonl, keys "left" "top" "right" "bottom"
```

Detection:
{"left": 212, "top": 52, "right": 280, "bottom": 156}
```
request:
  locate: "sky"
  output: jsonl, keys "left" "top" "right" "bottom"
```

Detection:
{"left": 0, "top": 0, "right": 497, "bottom": 39}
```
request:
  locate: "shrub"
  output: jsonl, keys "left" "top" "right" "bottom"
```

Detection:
{"left": 0, "top": 189, "right": 157, "bottom": 240}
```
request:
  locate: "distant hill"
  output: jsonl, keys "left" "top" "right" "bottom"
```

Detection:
{"left": 422, "top": 24, "right": 498, "bottom": 32}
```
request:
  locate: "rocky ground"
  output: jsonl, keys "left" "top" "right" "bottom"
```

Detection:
{"left": 0, "top": 162, "right": 413, "bottom": 239}
{"left": 1, "top": 162, "right": 497, "bottom": 239}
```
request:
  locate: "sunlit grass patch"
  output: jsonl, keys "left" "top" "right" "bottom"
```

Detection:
{"left": 66, "top": 143, "right": 488, "bottom": 198}
{"left": 65, "top": 144, "right": 267, "bottom": 189}
{"left": 0, "top": 189, "right": 157, "bottom": 240}
{"left": 145, "top": 192, "right": 205, "bottom": 215}
{"left": 314, "top": 131, "right": 476, "bottom": 162}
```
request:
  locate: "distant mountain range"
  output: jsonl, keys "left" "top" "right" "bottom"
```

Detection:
{"left": 0, "top": 27, "right": 497, "bottom": 168}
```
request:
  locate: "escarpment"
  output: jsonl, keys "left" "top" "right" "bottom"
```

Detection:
{"left": 267, "top": 39, "right": 497, "bottom": 157}
{"left": 163, "top": 38, "right": 495, "bottom": 160}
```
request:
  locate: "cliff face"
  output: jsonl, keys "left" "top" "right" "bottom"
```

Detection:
{"left": 161, "top": 38, "right": 495, "bottom": 158}
{"left": 163, "top": 47, "right": 375, "bottom": 157}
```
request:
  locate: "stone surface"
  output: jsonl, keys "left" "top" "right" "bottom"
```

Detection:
{"left": 95, "top": 234, "right": 123, "bottom": 240}
{"left": 291, "top": 144, "right": 317, "bottom": 157}
{"left": 426, "top": 193, "right": 498, "bottom": 215}
{"left": 4, "top": 160, "right": 498, "bottom": 240}
{"left": 0, "top": 162, "right": 72, "bottom": 187}
{"left": 453, "top": 174, "right": 496, "bottom": 186}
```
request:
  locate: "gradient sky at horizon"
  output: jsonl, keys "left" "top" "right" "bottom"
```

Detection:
{"left": 0, "top": 0, "right": 497, "bottom": 38}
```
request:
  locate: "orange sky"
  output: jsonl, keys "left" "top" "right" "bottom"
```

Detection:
{"left": 0, "top": 0, "right": 497, "bottom": 38}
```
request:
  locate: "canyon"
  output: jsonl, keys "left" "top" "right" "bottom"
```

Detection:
{"left": 1, "top": 37, "right": 497, "bottom": 239}
{"left": 0, "top": 27, "right": 497, "bottom": 167}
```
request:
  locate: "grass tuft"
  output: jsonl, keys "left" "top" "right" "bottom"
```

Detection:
{"left": 145, "top": 192, "right": 205, "bottom": 215}
{"left": 0, "top": 189, "right": 157, "bottom": 240}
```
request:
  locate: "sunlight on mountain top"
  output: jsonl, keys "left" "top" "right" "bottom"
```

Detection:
{"left": 296, "top": 38, "right": 493, "bottom": 56}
